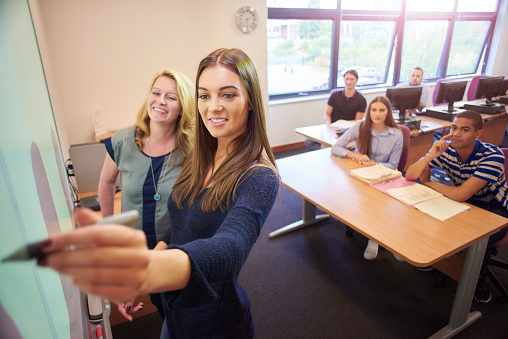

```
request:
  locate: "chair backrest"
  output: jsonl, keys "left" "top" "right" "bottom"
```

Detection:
{"left": 330, "top": 88, "right": 340, "bottom": 95}
{"left": 467, "top": 75, "right": 489, "bottom": 101}
{"left": 494, "top": 148, "right": 508, "bottom": 248}
{"left": 397, "top": 125, "right": 411, "bottom": 171}
{"left": 432, "top": 79, "right": 447, "bottom": 106}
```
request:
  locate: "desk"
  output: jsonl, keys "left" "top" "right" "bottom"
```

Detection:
{"left": 297, "top": 112, "right": 508, "bottom": 171}
{"left": 271, "top": 149, "right": 508, "bottom": 338}
{"left": 296, "top": 115, "right": 447, "bottom": 171}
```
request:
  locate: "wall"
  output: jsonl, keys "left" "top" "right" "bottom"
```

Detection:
{"left": 30, "top": 0, "right": 508, "bottom": 151}
{"left": 30, "top": 0, "right": 269, "bottom": 156}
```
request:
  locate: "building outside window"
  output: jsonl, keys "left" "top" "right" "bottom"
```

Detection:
{"left": 267, "top": 0, "right": 500, "bottom": 99}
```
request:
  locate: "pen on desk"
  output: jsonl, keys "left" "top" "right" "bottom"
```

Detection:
{"left": 1, "top": 210, "right": 140, "bottom": 262}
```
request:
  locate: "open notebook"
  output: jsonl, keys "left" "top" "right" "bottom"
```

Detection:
{"left": 385, "top": 183, "right": 470, "bottom": 221}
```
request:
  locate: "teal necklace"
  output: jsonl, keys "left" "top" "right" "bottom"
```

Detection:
{"left": 147, "top": 137, "right": 172, "bottom": 201}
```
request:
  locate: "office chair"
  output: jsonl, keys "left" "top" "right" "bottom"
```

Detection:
{"left": 466, "top": 75, "right": 488, "bottom": 101}
{"left": 397, "top": 125, "right": 411, "bottom": 172}
{"left": 486, "top": 147, "right": 508, "bottom": 304}
{"left": 432, "top": 79, "right": 447, "bottom": 106}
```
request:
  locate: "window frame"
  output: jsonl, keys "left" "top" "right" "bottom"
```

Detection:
{"left": 267, "top": 0, "right": 500, "bottom": 100}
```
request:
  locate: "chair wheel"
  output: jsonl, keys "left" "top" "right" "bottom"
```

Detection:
{"left": 434, "top": 275, "right": 445, "bottom": 287}
{"left": 345, "top": 226, "right": 353, "bottom": 236}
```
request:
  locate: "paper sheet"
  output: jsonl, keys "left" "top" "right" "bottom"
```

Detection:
{"left": 331, "top": 119, "right": 356, "bottom": 130}
{"left": 93, "top": 110, "right": 108, "bottom": 137}
{"left": 387, "top": 183, "right": 443, "bottom": 205}
{"left": 414, "top": 196, "right": 470, "bottom": 221}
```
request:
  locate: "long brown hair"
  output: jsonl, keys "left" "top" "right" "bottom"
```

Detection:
{"left": 172, "top": 48, "right": 278, "bottom": 211}
{"left": 134, "top": 69, "right": 195, "bottom": 165}
{"left": 357, "top": 96, "right": 400, "bottom": 155}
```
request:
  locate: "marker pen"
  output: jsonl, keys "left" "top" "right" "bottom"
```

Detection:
{"left": 2, "top": 210, "right": 139, "bottom": 262}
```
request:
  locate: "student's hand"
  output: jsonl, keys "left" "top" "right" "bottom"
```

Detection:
{"left": 37, "top": 208, "right": 151, "bottom": 305}
{"left": 118, "top": 300, "right": 144, "bottom": 321}
{"left": 358, "top": 159, "right": 376, "bottom": 167}
{"left": 429, "top": 134, "right": 451, "bottom": 159}
{"left": 354, "top": 153, "right": 373, "bottom": 166}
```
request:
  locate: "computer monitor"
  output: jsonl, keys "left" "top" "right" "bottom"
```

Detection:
{"left": 386, "top": 86, "right": 422, "bottom": 120}
{"left": 474, "top": 76, "right": 505, "bottom": 103}
{"left": 435, "top": 80, "right": 467, "bottom": 113}
{"left": 385, "top": 86, "right": 423, "bottom": 129}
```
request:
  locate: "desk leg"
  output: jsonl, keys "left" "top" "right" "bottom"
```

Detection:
{"left": 429, "top": 237, "right": 487, "bottom": 339}
{"left": 269, "top": 199, "right": 329, "bottom": 239}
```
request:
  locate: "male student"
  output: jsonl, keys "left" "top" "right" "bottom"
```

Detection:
{"left": 405, "top": 110, "right": 508, "bottom": 303}
{"left": 305, "top": 69, "right": 367, "bottom": 151}
{"left": 396, "top": 67, "right": 430, "bottom": 111}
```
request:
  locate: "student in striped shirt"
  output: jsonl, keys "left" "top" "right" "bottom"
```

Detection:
{"left": 405, "top": 110, "right": 508, "bottom": 304}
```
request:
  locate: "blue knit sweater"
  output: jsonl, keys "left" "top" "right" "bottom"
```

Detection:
{"left": 160, "top": 166, "right": 279, "bottom": 338}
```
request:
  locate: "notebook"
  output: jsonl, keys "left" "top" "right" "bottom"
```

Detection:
{"left": 350, "top": 164, "right": 402, "bottom": 185}
{"left": 386, "top": 183, "right": 470, "bottom": 221}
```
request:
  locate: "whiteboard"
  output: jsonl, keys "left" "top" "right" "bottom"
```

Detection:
{"left": 0, "top": 0, "right": 85, "bottom": 338}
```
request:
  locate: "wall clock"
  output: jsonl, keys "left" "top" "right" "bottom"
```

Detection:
{"left": 235, "top": 6, "right": 258, "bottom": 33}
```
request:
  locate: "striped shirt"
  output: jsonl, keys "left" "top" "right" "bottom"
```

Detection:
{"left": 429, "top": 139, "right": 508, "bottom": 208}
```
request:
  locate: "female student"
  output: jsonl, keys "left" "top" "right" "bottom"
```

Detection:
{"left": 37, "top": 48, "right": 280, "bottom": 338}
{"left": 98, "top": 68, "right": 194, "bottom": 320}
{"left": 331, "top": 96, "right": 403, "bottom": 260}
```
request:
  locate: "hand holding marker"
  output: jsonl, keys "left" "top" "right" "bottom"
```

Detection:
{"left": 2, "top": 210, "right": 140, "bottom": 262}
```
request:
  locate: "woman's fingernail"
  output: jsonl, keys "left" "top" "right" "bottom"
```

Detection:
{"left": 37, "top": 256, "right": 48, "bottom": 267}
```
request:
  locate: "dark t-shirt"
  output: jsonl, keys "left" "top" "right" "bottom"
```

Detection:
{"left": 327, "top": 90, "right": 367, "bottom": 122}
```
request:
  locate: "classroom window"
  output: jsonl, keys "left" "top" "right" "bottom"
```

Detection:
{"left": 447, "top": 21, "right": 491, "bottom": 76}
{"left": 338, "top": 21, "right": 396, "bottom": 87}
{"left": 267, "top": 0, "right": 501, "bottom": 99}
{"left": 341, "top": 0, "right": 402, "bottom": 10}
{"left": 457, "top": 0, "right": 498, "bottom": 12}
{"left": 266, "top": 0, "right": 337, "bottom": 9}
{"left": 406, "top": 0, "right": 455, "bottom": 12}
{"left": 267, "top": 19, "right": 333, "bottom": 95}
{"left": 399, "top": 20, "right": 448, "bottom": 80}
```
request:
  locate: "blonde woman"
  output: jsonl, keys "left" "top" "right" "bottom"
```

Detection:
{"left": 98, "top": 68, "right": 194, "bottom": 319}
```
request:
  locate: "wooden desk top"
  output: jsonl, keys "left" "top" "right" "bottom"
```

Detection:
{"left": 276, "top": 149, "right": 508, "bottom": 267}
